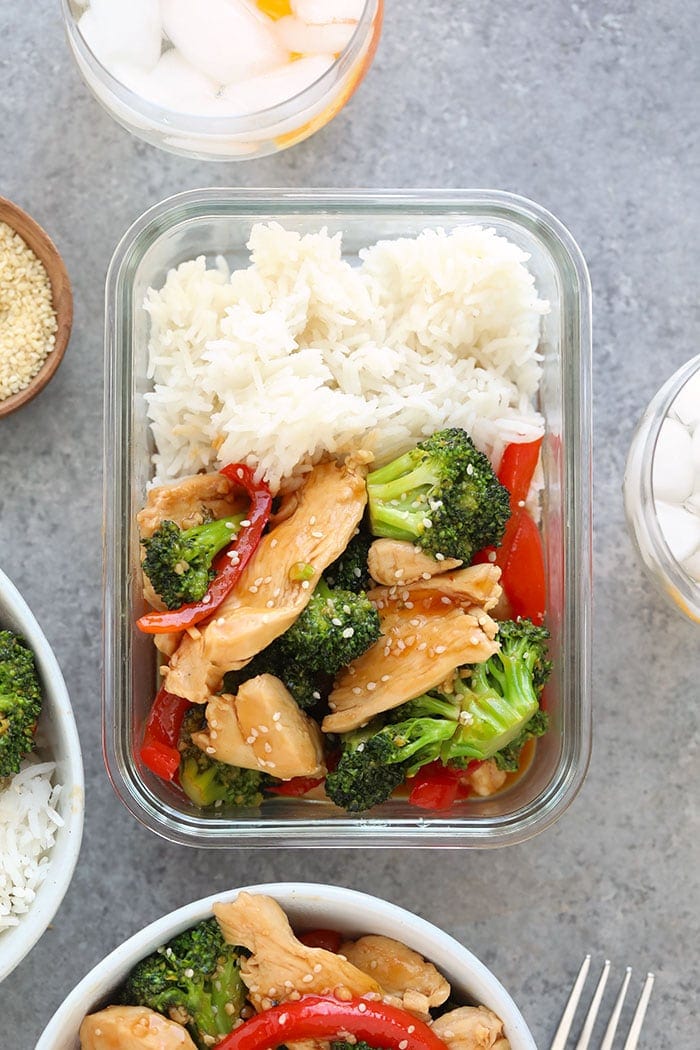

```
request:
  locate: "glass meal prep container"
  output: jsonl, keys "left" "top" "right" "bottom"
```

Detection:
{"left": 104, "top": 188, "right": 592, "bottom": 848}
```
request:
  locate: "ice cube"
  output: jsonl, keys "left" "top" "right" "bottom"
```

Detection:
{"left": 655, "top": 501, "right": 700, "bottom": 563}
{"left": 671, "top": 369, "right": 700, "bottom": 428}
{"left": 220, "top": 54, "right": 333, "bottom": 113}
{"left": 292, "top": 0, "right": 366, "bottom": 23}
{"left": 85, "top": 0, "right": 162, "bottom": 70}
{"left": 652, "top": 417, "right": 694, "bottom": 503}
{"left": 135, "top": 50, "right": 221, "bottom": 113}
{"left": 683, "top": 547, "right": 700, "bottom": 583}
{"left": 161, "top": 0, "right": 287, "bottom": 84}
{"left": 275, "top": 15, "right": 356, "bottom": 54}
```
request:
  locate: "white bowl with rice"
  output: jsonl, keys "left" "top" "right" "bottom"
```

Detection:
{"left": 0, "top": 567, "right": 84, "bottom": 982}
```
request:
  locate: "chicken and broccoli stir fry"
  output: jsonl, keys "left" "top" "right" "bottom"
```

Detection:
{"left": 135, "top": 429, "right": 550, "bottom": 814}
{"left": 80, "top": 894, "right": 511, "bottom": 1050}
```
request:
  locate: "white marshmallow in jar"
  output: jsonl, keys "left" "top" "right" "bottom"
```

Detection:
{"left": 624, "top": 354, "right": 700, "bottom": 623}
{"left": 62, "top": 0, "right": 382, "bottom": 160}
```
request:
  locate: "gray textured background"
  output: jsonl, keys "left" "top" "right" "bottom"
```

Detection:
{"left": 1, "top": 1, "right": 699, "bottom": 1048}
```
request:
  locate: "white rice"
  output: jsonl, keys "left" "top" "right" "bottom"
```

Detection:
{"left": 145, "top": 223, "right": 549, "bottom": 491}
{"left": 0, "top": 760, "right": 63, "bottom": 930}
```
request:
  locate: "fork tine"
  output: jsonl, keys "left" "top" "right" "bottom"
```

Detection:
{"left": 621, "top": 972, "right": 655, "bottom": 1050}
{"left": 574, "top": 959, "right": 610, "bottom": 1050}
{"left": 599, "top": 967, "right": 632, "bottom": 1050}
{"left": 549, "top": 955, "right": 591, "bottom": 1050}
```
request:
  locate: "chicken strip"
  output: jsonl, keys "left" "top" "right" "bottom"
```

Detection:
{"left": 323, "top": 605, "right": 499, "bottom": 734}
{"left": 431, "top": 1006, "right": 510, "bottom": 1050}
{"left": 465, "top": 759, "right": 508, "bottom": 797}
{"left": 368, "top": 539, "right": 462, "bottom": 587}
{"left": 165, "top": 458, "right": 369, "bottom": 702}
{"left": 80, "top": 1006, "right": 196, "bottom": 1050}
{"left": 322, "top": 564, "right": 501, "bottom": 732}
{"left": 340, "top": 935, "right": 450, "bottom": 1020}
{"left": 213, "top": 893, "right": 381, "bottom": 1011}
{"left": 193, "top": 675, "right": 326, "bottom": 780}
{"left": 138, "top": 471, "right": 247, "bottom": 613}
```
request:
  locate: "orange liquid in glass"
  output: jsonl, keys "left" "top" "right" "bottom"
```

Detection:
{"left": 256, "top": 0, "right": 293, "bottom": 17}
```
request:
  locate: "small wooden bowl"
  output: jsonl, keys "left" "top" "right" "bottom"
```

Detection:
{"left": 0, "top": 197, "right": 73, "bottom": 418}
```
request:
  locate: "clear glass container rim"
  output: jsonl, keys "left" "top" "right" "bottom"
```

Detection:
{"left": 103, "top": 187, "right": 592, "bottom": 848}
{"left": 61, "top": 0, "right": 378, "bottom": 133}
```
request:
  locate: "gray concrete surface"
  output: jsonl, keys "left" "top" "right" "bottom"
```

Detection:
{"left": 1, "top": 1, "right": 699, "bottom": 1047}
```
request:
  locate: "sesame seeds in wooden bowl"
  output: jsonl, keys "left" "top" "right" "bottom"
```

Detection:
{"left": 0, "top": 197, "right": 73, "bottom": 419}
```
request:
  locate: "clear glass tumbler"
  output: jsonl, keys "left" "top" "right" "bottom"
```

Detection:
{"left": 61, "top": 1, "right": 383, "bottom": 161}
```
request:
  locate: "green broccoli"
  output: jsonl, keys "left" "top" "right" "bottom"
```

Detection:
{"left": 493, "top": 708, "right": 550, "bottom": 772}
{"left": 120, "top": 917, "right": 246, "bottom": 1049}
{"left": 223, "top": 647, "right": 322, "bottom": 711}
{"left": 0, "top": 630, "right": 43, "bottom": 779}
{"left": 324, "top": 726, "right": 408, "bottom": 812}
{"left": 366, "top": 428, "right": 511, "bottom": 563}
{"left": 142, "top": 514, "right": 243, "bottom": 610}
{"left": 178, "top": 707, "right": 264, "bottom": 809}
{"left": 443, "top": 619, "right": 552, "bottom": 764}
{"left": 277, "top": 579, "right": 381, "bottom": 675}
{"left": 327, "top": 619, "right": 551, "bottom": 811}
{"left": 325, "top": 532, "right": 374, "bottom": 593}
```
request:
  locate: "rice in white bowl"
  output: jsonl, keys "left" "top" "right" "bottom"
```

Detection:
{"left": 0, "top": 760, "right": 64, "bottom": 931}
{"left": 145, "top": 223, "right": 549, "bottom": 491}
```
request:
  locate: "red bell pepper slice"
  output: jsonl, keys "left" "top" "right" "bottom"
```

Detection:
{"left": 216, "top": 996, "right": 449, "bottom": 1050}
{"left": 298, "top": 929, "right": 343, "bottom": 953}
{"left": 266, "top": 775, "right": 326, "bottom": 797}
{"left": 499, "top": 508, "right": 546, "bottom": 626}
{"left": 498, "top": 437, "right": 542, "bottom": 511}
{"left": 137, "top": 464, "right": 272, "bottom": 635}
{"left": 407, "top": 760, "right": 480, "bottom": 811}
{"left": 140, "top": 687, "right": 192, "bottom": 781}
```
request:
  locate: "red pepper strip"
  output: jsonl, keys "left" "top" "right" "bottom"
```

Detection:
{"left": 499, "top": 509, "right": 546, "bottom": 626}
{"left": 298, "top": 929, "right": 343, "bottom": 953}
{"left": 266, "top": 775, "right": 326, "bottom": 797}
{"left": 140, "top": 687, "right": 192, "bottom": 781}
{"left": 137, "top": 464, "right": 272, "bottom": 635}
{"left": 497, "top": 437, "right": 542, "bottom": 512}
{"left": 408, "top": 760, "right": 480, "bottom": 811}
{"left": 216, "top": 996, "right": 450, "bottom": 1050}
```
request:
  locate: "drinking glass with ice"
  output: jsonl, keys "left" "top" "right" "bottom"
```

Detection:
{"left": 63, "top": 0, "right": 382, "bottom": 159}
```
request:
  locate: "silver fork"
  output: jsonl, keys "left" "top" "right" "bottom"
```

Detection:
{"left": 549, "top": 956, "right": 655, "bottom": 1050}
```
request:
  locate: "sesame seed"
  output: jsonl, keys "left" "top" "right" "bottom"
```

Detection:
{"left": 301, "top": 580, "right": 310, "bottom": 589}
{"left": 302, "top": 973, "right": 314, "bottom": 983}
{"left": 254, "top": 577, "right": 264, "bottom": 586}
{"left": 202, "top": 594, "right": 212, "bottom": 604}
{"left": 358, "top": 1002, "right": 367, "bottom": 1013}
{"left": 405, "top": 601, "right": 414, "bottom": 609}
{"left": 422, "top": 518, "right": 433, "bottom": 529}
{"left": 332, "top": 617, "right": 343, "bottom": 626}
{"left": 435, "top": 645, "right": 446, "bottom": 654}
{"left": 312, "top": 690, "right": 321, "bottom": 699}
{"left": 206, "top": 746, "right": 216, "bottom": 754}
{"left": 366, "top": 681, "right": 376, "bottom": 690}
{"left": 184, "top": 968, "right": 194, "bottom": 978}
{"left": 421, "top": 572, "right": 431, "bottom": 580}
{"left": 216, "top": 617, "right": 226, "bottom": 625}
{"left": 311, "top": 530, "right": 324, "bottom": 539}
{"left": 380, "top": 674, "right": 390, "bottom": 682}
{"left": 352, "top": 687, "right": 362, "bottom": 695}
{"left": 435, "top": 552, "right": 445, "bottom": 561}
{"left": 278, "top": 1014, "right": 288, "bottom": 1025}
{"left": 273, "top": 587, "right": 281, "bottom": 597}
{"left": 271, "top": 538, "right": 278, "bottom": 548}
{"left": 417, "top": 641, "right": 427, "bottom": 651}
{"left": 266, "top": 599, "right": 274, "bottom": 608}
{"left": 240, "top": 519, "right": 251, "bottom": 527}
{"left": 309, "top": 516, "right": 316, "bottom": 525}
{"left": 313, "top": 963, "right": 322, "bottom": 973}
{"left": 264, "top": 742, "right": 272, "bottom": 753}
{"left": 394, "top": 568, "right": 404, "bottom": 578}
{"left": 249, "top": 585, "right": 258, "bottom": 594}
{"left": 264, "top": 576, "right": 273, "bottom": 584}
{"left": 441, "top": 596, "right": 452, "bottom": 604}
{"left": 342, "top": 627, "right": 354, "bottom": 638}
{"left": 407, "top": 1027, "right": 416, "bottom": 1035}
{"left": 259, "top": 724, "right": 269, "bottom": 734}
{"left": 488, "top": 550, "right": 497, "bottom": 563}
{"left": 399, "top": 1041, "right": 408, "bottom": 1049}
{"left": 353, "top": 567, "right": 362, "bottom": 577}
{"left": 272, "top": 712, "right": 281, "bottom": 722}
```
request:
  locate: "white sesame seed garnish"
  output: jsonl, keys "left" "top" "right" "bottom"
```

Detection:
{"left": 184, "top": 968, "right": 194, "bottom": 978}
{"left": 249, "top": 585, "right": 258, "bottom": 594}
{"left": 272, "top": 712, "right": 281, "bottom": 722}
{"left": 206, "top": 746, "right": 216, "bottom": 754}
{"left": 435, "top": 645, "right": 446, "bottom": 654}
{"left": 421, "top": 572, "right": 431, "bottom": 580}
{"left": 301, "top": 580, "right": 310, "bottom": 589}
{"left": 311, "top": 530, "right": 324, "bottom": 539}
{"left": 352, "top": 687, "right": 362, "bottom": 695}
{"left": 201, "top": 594, "right": 212, "bottom": 604}
{"left": 312, "top": 690, "right": 321, "bottom": 699}
{"left": 353, "top": 567, "right": 362, "bottom": 577}
{"left": 423, "top": 518, "right": 433, "bottom": 529}
{"left": 278, "top": 1013, "right": 288, "bottom": 1025}
{"left": 302, "top": 973, "right": 314, "bottom": 983}
{"left": 342, "top": 627, "right": 354, "bottom": 638}
{"left": 488, "top": 550, "right": 497, "bottom": 563}
{"left": 399, "top": 1041, "right": 408, "bottom": 1049}
{"left": 380, "top": 674, "right": 390, "bottom": 682}
{"left": 435, "top": 552, "right": 445, "bottom": 561}
{"left": 266, "top": 599, "right": 275, "bottom": 608}
{"left": 394, "top": 568, "right": 404, "bottom": 578}
{"left": 254, "top": 577, "right": 264, "bottom": 586}
{"left": 313, "top": 963, "right": 322, "bottom": 973}
{"left": 332, "top": 617, "right": 343, "bottom": 626}
{"left": 271, "top": 538, "right": 278, "bottom": 548}
{"left": 240, "top": 519, "right": 251, "bottom": 527}
{"left": 407, "top": 1027, "right": 416, "bottom": 1035}
{"left": 259, "top": 724, "right": 269, "bottom": 734}
{"left": 264, "top": 742, "right": 272, "bottom": 753}
{"left": 466, "top": 463, "right": 474, "bottom": 476}
{"left": 441, "top": 595, "right": 452, "bottom": 604}
{"left": 358, "top": 1002, "right": 367, "bottom": 1013}
{"left": 366, "top": 681, "right": 376, "bottom": 690}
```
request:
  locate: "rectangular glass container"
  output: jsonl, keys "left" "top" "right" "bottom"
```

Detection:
{"left": 103, "top": 188, "right": 592, "bottom": 848}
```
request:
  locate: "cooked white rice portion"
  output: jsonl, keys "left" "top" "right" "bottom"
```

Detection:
{"left": 145, "top": 223, "right": 548, "bottom": 491}
{"left": 0, "top": 760, "right": 63, "bottom": 930}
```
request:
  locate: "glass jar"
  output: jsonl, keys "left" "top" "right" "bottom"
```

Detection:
{"left": 624, "top": 355, "right": 700, "bottom": 624}
{"left": 103, "top": 188, "right": 592, "bottom": 849}
{"left": 61, "top": 1, "right": 383, "bottom": 161}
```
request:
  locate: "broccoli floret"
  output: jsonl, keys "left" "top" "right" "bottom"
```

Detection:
{"left": 142, "top": 515, "right": 243, "bottom": 610}
{"left": 325, "top": 717, "right": 454, "bottom": 812}
{"left": 0, "top": 630, "right": 43, "bottom": 779}
{"left": 493, "top": 708, "right": 550, "bottom": 772}
{"left": 278, "top": 579, "right": 381, "bottom": 675}
{"left": 178, "top": 707, "right": 264, "bottom": 809}
{"left": 444, "top": 619, "right": 552, "bottom": 764}
{"left": 325, "top": 532, "right": 373, "bottom": 593}
{"left": 327, "top": 620, "right": 552, "bottom": 810}
{"left": 366, "top": 428, "right": 511, "bottom": 562}
{"left": 121, "top": 917, "right": 246, "bottom": 1049}
{"left": 223, "top": 647, "right": 321, "bottom": 711}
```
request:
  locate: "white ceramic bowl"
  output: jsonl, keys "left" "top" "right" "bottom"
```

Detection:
{"left": 0, "top": 568, "right": 84, "bottom": 982}
{"left": 37, "top": 882, "right": 536, "bottom": 1050}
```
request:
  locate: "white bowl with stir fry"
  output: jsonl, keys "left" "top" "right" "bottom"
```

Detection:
{"left": 36, "top": 883, "right": 536, "bottom": 1050}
